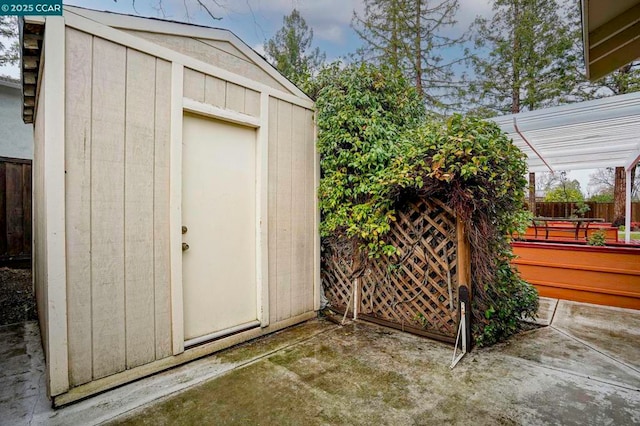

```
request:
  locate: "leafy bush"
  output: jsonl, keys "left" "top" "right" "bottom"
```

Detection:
{"left": 316, "top": 63, "right": 538, "bottom": 346}
{"left": 587, "top": 230, "right": 607, "bottom": 246}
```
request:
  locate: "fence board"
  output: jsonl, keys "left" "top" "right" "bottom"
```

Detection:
{"left": 0, "top": 157, "right": 32, "bottom": 263}
{"left": 0, "top": 162, "right": 6, "bottom": 256}
{"left": 322, "top": 198, "right": 461, "bottom": 341}
{"left": 531, "top": 202, "right": 640, "bottom": 223}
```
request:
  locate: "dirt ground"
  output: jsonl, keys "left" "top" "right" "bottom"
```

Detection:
{"left": 0, "top": 267, "right": 36, "bottom": 326}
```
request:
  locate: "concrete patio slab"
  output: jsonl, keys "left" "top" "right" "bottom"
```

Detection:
{"left": 0, "top": 322, "right": 49, "bottom": 426}
{"left": 1, "top": 300, "right": 639, "bottom": 426}
{"left": 111, "top": 320, "right": 639, "bottom": 426}
{"left": 524, "top": 296, "right": 558, "bottom": 326}
{"left": 551, "top": 300, "right": 640, "bottom": 371}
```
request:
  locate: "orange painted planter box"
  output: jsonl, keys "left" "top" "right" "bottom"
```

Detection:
{"left": 521, "top": 225, "right": 618, "bottom": 243}
{"left": 511, "top": 241, "right": 640, "bottom": 310}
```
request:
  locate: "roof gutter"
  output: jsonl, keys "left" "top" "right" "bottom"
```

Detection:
{"left": 513, "top": 118, "right": 554, "bottom": 173}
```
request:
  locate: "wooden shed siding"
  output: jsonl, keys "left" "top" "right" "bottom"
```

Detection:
{"left": 90, "top": 36, "right": 127, "bottom": 380}
{"left": 65, "top": 29, "right": 172, "bottom": 385}
{"left": 124, "top": 48, "right": 156, "bottom": 369}
{"left": 153, "top": 59, "right": 173, "bottom": 360}
{"left": 123, "top": 30, "right": 289, "bottom": 93}
{"left": 268, "top": 98, "right": 316, "bottom": 324}
{"left": 65, "top": 28, "right": 93, "bottom": 386}
{"left": 304, "top": 109, "right": 316, "bottom": 313}
{"left": 34, "top": 71, "right": 48, "bottom": 357}
{"left": 183, "top": 68, "right": 260, "bottom": 116}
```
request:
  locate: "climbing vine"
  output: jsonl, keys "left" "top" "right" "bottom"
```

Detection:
{"left": 315, "top": 63, "right": 538, "bottom": 346}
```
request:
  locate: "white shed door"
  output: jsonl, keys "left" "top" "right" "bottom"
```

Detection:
{"left": 182, "top": 113, "right": 258, "bottom": 343}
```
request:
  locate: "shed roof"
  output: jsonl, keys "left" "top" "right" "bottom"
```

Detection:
{"left": 491, "top": 91, "right": 640, "bottom": 173}
{"left": 20, "top": 5, "right": 312, "bottom": 123}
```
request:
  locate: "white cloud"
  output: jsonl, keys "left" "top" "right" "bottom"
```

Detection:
{"left": 314, "top": 24, "right": 344, "bottom": 44}
{"left": 457, "top": 0, "right": 494, "bottom": 26}
{"left": 252, "top": 42, "right": 266, "bottom": 56}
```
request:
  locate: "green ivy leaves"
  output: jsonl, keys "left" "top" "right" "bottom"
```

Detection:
{"left": 316, "top": 63, "right": 538, "bottom": 345}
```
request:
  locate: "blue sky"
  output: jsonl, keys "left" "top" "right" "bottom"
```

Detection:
{"left": 2, "top": 0, "right": 492, "bottom": 79}
{"left": 63, "top": 0, "right": 493, "bottom": 60}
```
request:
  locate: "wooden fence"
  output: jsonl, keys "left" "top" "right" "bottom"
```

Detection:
{"left": 322, "top": 198, "right": 471, "bottom": 343}
{"left": 0, "top": 157, "right": 32, "bottom": 265}
{"left": 530, "top": 202, "right": 640, "bottom": 222}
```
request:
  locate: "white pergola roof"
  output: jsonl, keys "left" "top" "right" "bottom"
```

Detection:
{"left": 492, "top": 91, "right": 640, "bottom": 173}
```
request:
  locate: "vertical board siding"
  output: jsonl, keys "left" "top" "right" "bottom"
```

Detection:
{"left": 204, "top": 75, "right": 225, "bottom": 108}
{"left": 34, "top": 75, "right": 48, "bottom": 355}
{"left": 123, "top": 31, "right": 290, "bottom": 93}
{"left": 304, "top": 109, "right": 316, "bottom": 313}
{"left": 267, "top": 97, "right": 279, "bottom": 322}
{"left": 275, "top": 100, "right": 293, "bottom": 321}
{"left": 183, "top": 68, "right": 205, "bottom": 102}
{"left": 65, "top": 28, "right": 93, "bottom": 386}
{"left": 268, "top": 98, "right": 316, "bottom": 324}
{"left": 244, "top": 89, "right": 260, "bottom": 117}
{"left": 91, "top": 37, "right": 127, "bottom": 379}
{"left": 290, "top": 106, "right": 307, "bottom": 317}
{"left": 124, "top": 49, "right": 156, "bottom": 369}
{"left": 153, "top": 59, "right": 173, "bottom": 360}
{"left": 225, "top": 82, "right": 245, "bottom": 113}
{"left": 0, "top": 162, "right": 5, "bottom": 256}
{"left": 22, "top": 164, "right": 32, "bottom": 258}
{"left": 65, "top": 30, "right": 175, "bottom": 385}
{"left": 5, "top": 163, "right": 24, "bottom": 256}
{"left": 0, "top": 158, "right": 32, "bottom": 262}
{"left": 184, "top": 69, "right": 260, "bottom": 117}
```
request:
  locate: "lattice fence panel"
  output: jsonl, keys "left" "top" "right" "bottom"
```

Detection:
{"left": 321, "top": 244, "right": 354, "bottom": 312}
{"left": 359, "top": 199, "right": 459, "bottom": 337}
{"left": 321, "top": 198, "right": 459, "bottom": 339}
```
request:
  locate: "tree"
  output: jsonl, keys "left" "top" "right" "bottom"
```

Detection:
{"left": 0, "top": 16, "right": 19, "bottom": 68}
{"left": 588, "top": 166, "right": 639, "bottom": 201}
{"left": 543, "top": 186, "right": 584, "bottom": 202}
{"left": 595, "top": 62, "right": 640, "bottom": 96}
{"left": 541, "top": 171, "right": 585, "bottom": 216}
{"left": 352, "top": 0, "right": 466, "bottom": 111}
{"left": 264, "top": 9, "right": 325, "bottom": 87}
{"left": 467, "top": 0, "right": 582, "bottom": 116}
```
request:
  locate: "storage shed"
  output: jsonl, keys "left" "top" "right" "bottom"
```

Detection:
{"left": 21, "top": 6, "right": 318, "bottom": 406}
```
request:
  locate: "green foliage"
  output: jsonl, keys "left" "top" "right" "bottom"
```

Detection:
{"left": 352, "top": 0, "right": 465, "bottom": 110}
{"left": 264, "top": 9, "right": 325, "bottom": 87}
{"left": 511, "top": 210, "right": 533, "bottom": 240}
{"left": 467, "top": 0, "right": 586, "bottom": 114}
{"left": 596, "top": 62, "right": 640, "bottom": 96}
{"left": 587, "top": 230, "right": 607, "bottom": 246}
{"left": 317, "top": 64, "right": 538, "bottom": 346}
{"left": 473, "top": 259, "right": 539, "bottom": 347}
{"left": 543, "top": 186, "right": 584, "bottom": 202}
{"left": 316, "top": 63, "right": 426, "bottom": 255}
{"left": 572, "top": 201, "right": 590, "bottom": 218}
{"left": 0, "top": 16, "right": 19, "bottom": 67}
{"left": 588, "top": 193, "right": 614, "bottom": 203}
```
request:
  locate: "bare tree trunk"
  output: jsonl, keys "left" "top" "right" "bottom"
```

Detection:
{"left": 511, "top": 1, "right": 520, "bottom": 114}
{"left": 414, "top": 0, "right": 423, "bottom": 97}
{"left": 613, "top": 166, "right": 626, "bottom": 227}
{"left": 528, "top": 172, "right": 536, "bottom": 214}
{"left": 632, "top": 165, "right": 637, "bottom": 199}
